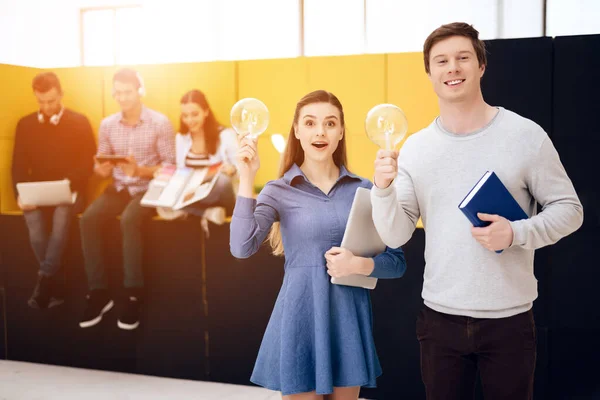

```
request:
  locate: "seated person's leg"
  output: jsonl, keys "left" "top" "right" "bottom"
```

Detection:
{"left": 117, "top": 192, "right": 155, "bottom": 330}
{"left": 79, "top": 188, "right": 127, "bottom": 328}
{"left": 38, "top": 196, "right": 86, "bottom": 308}
{"left": 23, "top": 208, "right": 50, "bottom": 308}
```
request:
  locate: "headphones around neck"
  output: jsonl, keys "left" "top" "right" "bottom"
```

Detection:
{"left": 38, "top": 106, "right": 64, "bottom": 125}
{"left": 112, "top": 71, "right": 146, "bottom": 97}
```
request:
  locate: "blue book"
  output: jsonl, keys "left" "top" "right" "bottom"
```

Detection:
{"left": 458, "top": 171, "right": 528, "bottom": 253}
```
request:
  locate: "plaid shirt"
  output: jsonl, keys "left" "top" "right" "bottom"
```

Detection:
{"left": 97, "top": 106, "right": 176, "bottom": 195}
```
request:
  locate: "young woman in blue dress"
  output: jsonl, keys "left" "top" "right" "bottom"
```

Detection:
{"left": 230, "top": 90, "right": 406, "bottom": 400}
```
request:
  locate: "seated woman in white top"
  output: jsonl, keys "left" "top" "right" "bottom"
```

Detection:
{"left": 176, "top": 89, "right": 238, "bottom": 217}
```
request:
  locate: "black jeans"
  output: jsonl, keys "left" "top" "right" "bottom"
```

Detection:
{"left": 417, "top": 305, "right": 536, "bottom": 400}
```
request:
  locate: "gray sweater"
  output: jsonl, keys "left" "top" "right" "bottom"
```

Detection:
{"left": 371, "top": 107, "right": 583, "bottom": 318}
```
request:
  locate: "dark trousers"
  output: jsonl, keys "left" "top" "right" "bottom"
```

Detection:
{"left": 80, "top": 186, "right": 154, "bottom": 290}
{"left": 417, "top": 305, "right": 536, "bottom": 400}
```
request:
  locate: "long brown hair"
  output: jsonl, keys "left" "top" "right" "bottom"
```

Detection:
{"left": 268, "top": 90, "right": 348, "bottom": 256}
{"left": 180, "top": 89, "right": 222, "bottom": 155}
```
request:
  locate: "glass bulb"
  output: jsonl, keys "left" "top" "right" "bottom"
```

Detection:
{"left": 365, "top": 104, "right": 408, "bottom": 150}
{"left": 230, "top": 98, "right": 270, "bottom": 139}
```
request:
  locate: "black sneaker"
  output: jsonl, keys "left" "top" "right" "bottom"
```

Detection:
{"left": 79, "top": 290, "right": 114, "bottom": 328}
{"left": 48, "top": 273, "right": 65, "bottom": 308}
{"left": 28, "top": 274, "right": 50, "bottom": 309}
{"left": 28, "top": 274, "right": 65, "bottom": 309}
{"left": 117, "top": 293, "right": 141, "bottom": 330}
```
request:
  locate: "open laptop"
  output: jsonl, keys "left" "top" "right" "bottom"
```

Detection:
{"left": 16, "top": 179, "right": 77, "bottom": 207}
{"left": 331, "top": 187, "right": 386, "bottom": 290}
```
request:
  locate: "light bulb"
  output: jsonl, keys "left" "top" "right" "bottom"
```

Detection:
{"left": 230, "top": 98, "right": 270, "bottom": 139}
{"left": 365, "top": 104, "right": 408, "bottom": 150}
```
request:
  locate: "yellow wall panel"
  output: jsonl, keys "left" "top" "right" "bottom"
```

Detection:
{"left": 54, "top": 67, "right": 105, "bottom": 139}
{"left": 0, "top": 64, "right": 39, "bottom": 139}
{"left": 387, "top": 53, "right": 439, "bottom": 141}
{"left": 0, "top": 64, "right": 39, "bottom": 212}
{"left": 0, "top": 138, "right": 17, "bottom": 212}
{"left": 238, "top": 58, "right": 309, "bottom": 185}
{"left": 344, "top": 133, "right": 380, "bottom": 179}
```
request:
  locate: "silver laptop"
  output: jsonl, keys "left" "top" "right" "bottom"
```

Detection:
{"left": 331, "top": 187, "right": 386, "bottom": 290}
{"left": 16, "top": 179, "right": 77, "bottom": 207}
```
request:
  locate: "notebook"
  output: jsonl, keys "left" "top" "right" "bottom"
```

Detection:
{"left": 458, "top": 171, "right": 528, "bottom": 253}
{"left": 16, "top": 179, "right": 77, "bottom": 207}
{"left": 331, "top": 187, "right": 386, "bottom": 290}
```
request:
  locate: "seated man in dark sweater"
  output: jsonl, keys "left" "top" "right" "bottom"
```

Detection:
{"left": 11, "top": 72, "right": 97, "bottom": 309}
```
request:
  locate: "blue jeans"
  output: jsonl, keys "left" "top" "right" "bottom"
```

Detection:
{"left": 23, "top": 196, "right": 84, "bottom": 277}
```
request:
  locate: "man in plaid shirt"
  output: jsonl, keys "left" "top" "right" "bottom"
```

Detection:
{"left": 79, "top": 68, "right": 175, "bottom": 330}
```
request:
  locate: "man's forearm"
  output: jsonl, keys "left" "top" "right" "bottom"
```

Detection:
{"left": 136, "top": 165, "right": 161, "bottom": 178}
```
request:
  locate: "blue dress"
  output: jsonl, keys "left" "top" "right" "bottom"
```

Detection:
{"left": 230, "top": 164, "right": 406, "bottom": 396}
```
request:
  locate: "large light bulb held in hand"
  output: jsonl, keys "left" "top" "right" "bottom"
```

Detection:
{"left": 365, "top": 104, "right": 408, "bottom": 150}
{"left": 230, "top": 98, "right": 270, "bottom": 139}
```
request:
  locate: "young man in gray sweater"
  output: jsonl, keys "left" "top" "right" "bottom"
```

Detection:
{"left": 371, "top": 23, "right": 583, "bottom": 400}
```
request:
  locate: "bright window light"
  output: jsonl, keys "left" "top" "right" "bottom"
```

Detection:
{"left": 82, "top": 9, "right": 115, "bottom": 66}
{"left": 365, "top": 0, "right": 498, "bottom": 54}
{"left": 304, "top": 0, "right": 364, "bottom": 56}
{"left": 217, "top": 0, "right": 300, "bottom": 60}
{"left": 115, "top": 7, "right": 144, "bottom": 65}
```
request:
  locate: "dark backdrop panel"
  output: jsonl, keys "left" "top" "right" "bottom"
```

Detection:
{"left": 482, "top": 37, "right": 553, "bottom": 135}
{"left": 0, "top": 214, "right": 137, "bottom": 373}
{"left": 360, "top": 229, "right": 426, "bottom": 400}
{"left": 204, "top": 222, "right": 284, "bottom": 386}
{"left": 550, "top": 34, "right": 600, "bottom": 400}
{"left": 135, "top": 218, "right": 206, "bottom": 381}
{"left": 549, "top": 328, "right": 600, "bottom": 400}
{"left": 550, "top": 35, "right": 600, "bottom": 330}
{"left": 0, "top": 214, "right": 207, "bottom": 378}
{"left": 552, "top": 34, "right": 600, "bottom": 233}
{"left": 546, "top": 232, "right": 599, "bottom": 400}
{"left": 0, "top": 287, "right": 6, "bottom": 360}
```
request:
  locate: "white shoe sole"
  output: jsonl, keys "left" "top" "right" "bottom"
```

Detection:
{"left": 79, "top": 300, "right": 114, "bottom": 328}
{"left": 117, "top": 320, "right": 140, "bottom": 330}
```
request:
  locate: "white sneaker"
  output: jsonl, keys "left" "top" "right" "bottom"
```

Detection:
{"left": 203, "top": 207, "right": 225, "bottom": 225}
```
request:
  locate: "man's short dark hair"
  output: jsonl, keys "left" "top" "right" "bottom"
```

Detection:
{"left": 423, "top": 22, "right": 487, "bottom": 75}
{"left": 32, "top": 72, "right": 62, "bottom": 93}
{"left": 113, "top": 68, "right": 142, "bottom": 89}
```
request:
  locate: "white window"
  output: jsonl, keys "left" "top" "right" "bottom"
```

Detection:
{"left": 546, "top": 0, "right": 600, "bottom": 36}
{"left": 80, "top": 6, "right": 143, "bottom": 66}
{"left": 217, "top": 0, "right": 301, "bottom": 60}
{"left": 365, "top": 0, "right": 499, "bottom": 54}
{"left": 303, "top": 0, "right": 365, "bottom": 57}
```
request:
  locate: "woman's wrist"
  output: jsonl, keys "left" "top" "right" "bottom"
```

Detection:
{"left": 351, "top": 256, "right": 375, "bottom": 276}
